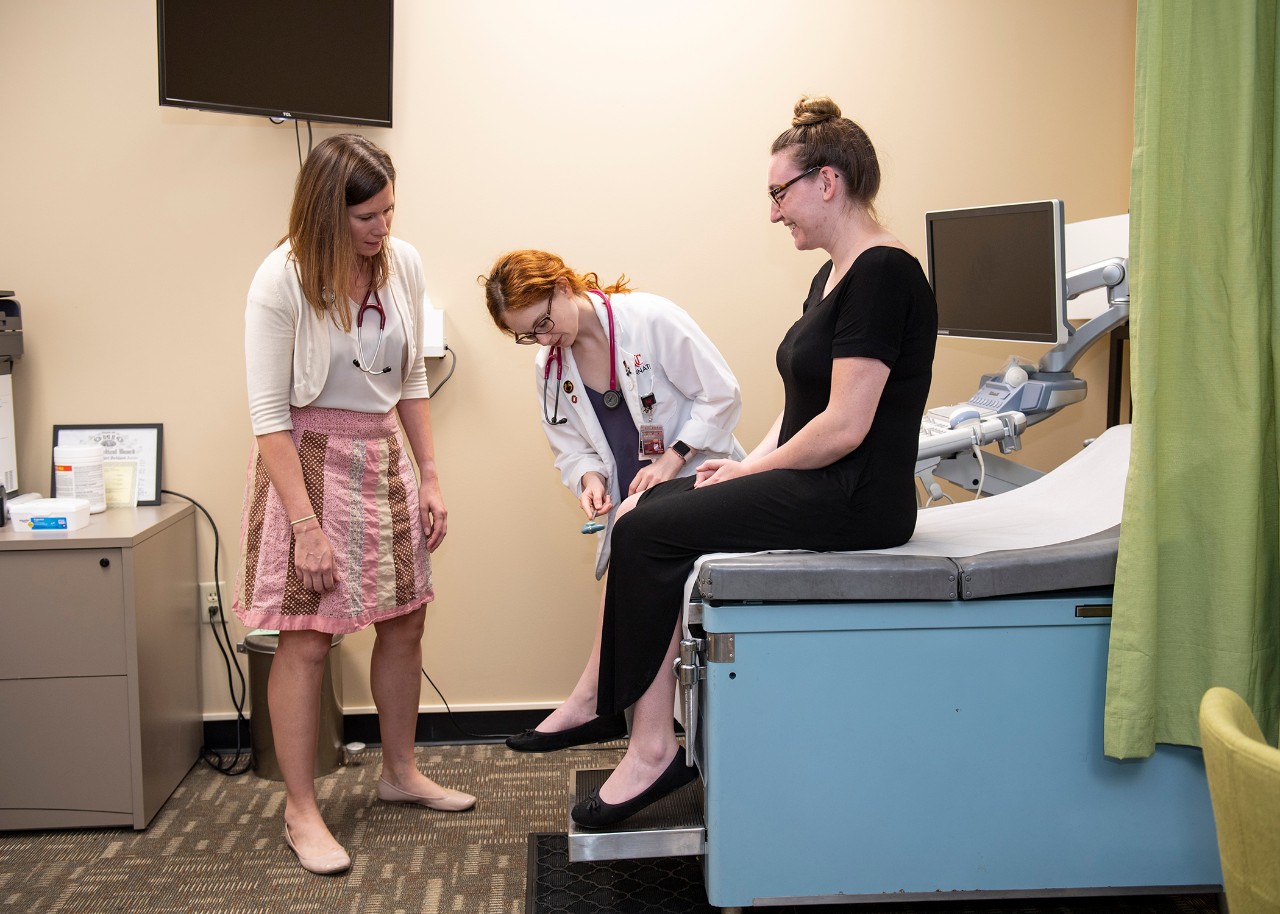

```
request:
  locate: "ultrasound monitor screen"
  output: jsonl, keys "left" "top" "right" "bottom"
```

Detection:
{"left": 926, "top": 200, "right": 1066, "bottom": 345}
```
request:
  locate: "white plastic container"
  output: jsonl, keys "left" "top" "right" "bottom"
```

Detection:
{"left": 53, "top": 444, "right": 106, "bottom": 514}
{"left": 10, "top": 497, "right": 92, "bottom": 532}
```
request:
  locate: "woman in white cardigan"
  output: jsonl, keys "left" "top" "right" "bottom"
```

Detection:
{"left": 236, "top": 134, "right": 472, "bottom": 875}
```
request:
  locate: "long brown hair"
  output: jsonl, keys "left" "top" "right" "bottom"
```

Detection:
{"left": 480, "top": 250, "right": 633, "bottom": 337}
{"left": 771, "top": 96, "right": 880, "bottom": 220}
{"left": 285, "top": 134, "right": 395, "bottom": 330}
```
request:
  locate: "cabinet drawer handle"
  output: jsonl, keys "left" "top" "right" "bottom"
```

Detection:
{"left": 100, "top": 558, "right": 110, "bottom": 568}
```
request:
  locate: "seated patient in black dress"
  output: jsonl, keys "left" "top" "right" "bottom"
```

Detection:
{"left": 571, "top": 95, "right": 938, "bottom": 828}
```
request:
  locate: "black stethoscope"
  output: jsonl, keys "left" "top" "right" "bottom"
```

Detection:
{"left": 353, "top": 286, "right": 391, "bottom": 375}
{"left": 543, "top": 290, "right": 621, "bottom": 425}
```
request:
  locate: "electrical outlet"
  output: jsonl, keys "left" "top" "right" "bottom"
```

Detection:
{"left": 199, "top": 581, "right": 227, "bottom": 623}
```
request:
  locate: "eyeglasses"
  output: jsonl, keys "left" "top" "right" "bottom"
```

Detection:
{"left": 768, "top": 164, "right": 823, "bottom": 206}
{"left": 513, "top": 292, "right": 555, "bottom": 345}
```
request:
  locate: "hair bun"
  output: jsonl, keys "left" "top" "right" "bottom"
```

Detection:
{"left": 792, "top": 95, "right": 841, "bottom": 128}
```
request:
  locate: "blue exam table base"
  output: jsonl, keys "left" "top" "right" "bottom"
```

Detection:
{"left": 699, "top": 589, "right": 1219, "bottom": 906}
{"left": 570, "top": 529, "right": 1223, "bottom": 908}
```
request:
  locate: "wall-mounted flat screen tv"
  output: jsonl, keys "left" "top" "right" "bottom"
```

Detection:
{"left": 157, "top": 0, "right": 393, "bottom": 128}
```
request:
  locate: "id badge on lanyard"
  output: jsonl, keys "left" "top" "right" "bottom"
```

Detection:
{"left": 637, "top": 386, "right": 665, "bottom": 459}
{"left": 639, "top": 423, "right": 666, "bottom": 459}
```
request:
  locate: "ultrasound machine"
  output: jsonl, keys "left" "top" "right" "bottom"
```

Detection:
{"left": 916, "top": 199, "right": 1130, "bottom": 500}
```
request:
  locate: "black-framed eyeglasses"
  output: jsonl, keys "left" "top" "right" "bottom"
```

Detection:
{"left": 513, "top": 292, "right": 555, "bottom": 345}
{"left": 768, "top": 164, "right": 823, "bottom": 206}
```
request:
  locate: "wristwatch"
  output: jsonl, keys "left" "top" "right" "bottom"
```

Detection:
{"left": 671, "top": 440, "right": 691, "bottom": 462}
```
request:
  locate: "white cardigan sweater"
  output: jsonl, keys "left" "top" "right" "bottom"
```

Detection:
{"left": 245, "top": 237, "right": 431, "bottom": 436}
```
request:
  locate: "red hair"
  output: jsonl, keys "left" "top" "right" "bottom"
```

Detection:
{"left": 480, "top": 250, "right": 632, "bottom": 336}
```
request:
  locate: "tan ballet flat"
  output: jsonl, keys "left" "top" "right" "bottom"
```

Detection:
{"left": 283, "top": 822, "right": 351, "bottom": 875}
{"left": 377, "top": 776, "right": 476, "bottom": 811}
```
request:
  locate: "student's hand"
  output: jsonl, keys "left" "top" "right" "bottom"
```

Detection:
{"left": 628, "top": 450, "right": 684, "bottom": 494}
{"left": 580, "top": 473, "right": 613, "bottom": 519}
{"left": 293, "top": 524, "right": 342, "bottom": 593}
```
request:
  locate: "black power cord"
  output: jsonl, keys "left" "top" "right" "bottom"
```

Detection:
{"left": 162, "top": 488, "right": 253, "bottom": 776}
{"left": 419, "top": 666, "right": 618, "bottom": 752}
{"left": 419, "top": 664, "right": 513, "bottom": 741}
{"left": 293, "top": 119, "right": 314, "bottom": 168}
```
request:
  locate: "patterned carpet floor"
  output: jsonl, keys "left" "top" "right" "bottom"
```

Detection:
{"left": 0, "top": 741, "right": 624, "bottom": 914}
{"left": 0, "top": 742, "right": 1223, "bottom": 914}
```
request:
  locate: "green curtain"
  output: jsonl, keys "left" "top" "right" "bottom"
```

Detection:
{"left": 1104, "top": 0, "right": 1280, "bottom": 758}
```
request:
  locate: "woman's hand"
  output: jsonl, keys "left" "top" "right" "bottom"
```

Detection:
{"left": 293, "top": 524, "right": 341, "bottom": 593}
{"left": 419, "top": 478, "right": 448, "bottom": 552}
{"left": 580, "top": 472, "right": 613, "bottom": 519}
{"left": 694, "top": 458, "right": 752, "bottom": 488}
{"left": 628, "top": 450, "right": 684, "bottom": 495}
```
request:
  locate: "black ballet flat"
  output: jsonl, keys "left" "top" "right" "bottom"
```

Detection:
{"left": 505, "top": 712, "right": 628, "bottom": 753}
{"left": 571, "top": 746, "right": 699, "bottom": 829}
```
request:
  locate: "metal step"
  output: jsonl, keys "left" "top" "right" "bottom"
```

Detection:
{"left": 566, "top": 767, "right": 706, "bottom": 863}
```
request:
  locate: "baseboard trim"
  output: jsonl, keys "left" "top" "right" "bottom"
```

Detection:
{"left": 202, "top": 708, "right": 548, "bottom": 751}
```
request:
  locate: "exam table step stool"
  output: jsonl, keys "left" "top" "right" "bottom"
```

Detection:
{"left": 567, "top": 767, "right": 706, "bottom": 863}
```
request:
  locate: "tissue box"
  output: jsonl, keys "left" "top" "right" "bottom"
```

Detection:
{"left": 10, "top": 497, "right": 92, "bottom": 532}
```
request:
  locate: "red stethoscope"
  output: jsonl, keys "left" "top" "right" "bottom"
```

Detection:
{"left": 542, "top": 290, "right": 620, "bottom": 425}
{"left": 353, "top": 287, "right": 391, "bottom": 375}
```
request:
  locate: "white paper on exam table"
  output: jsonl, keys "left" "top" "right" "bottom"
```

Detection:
{"left": 682, "top": 423, "right": 1131, "bottom": 630}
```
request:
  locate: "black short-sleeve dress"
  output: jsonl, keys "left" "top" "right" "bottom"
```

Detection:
{"left": 597, "top": 246, "right": 937, "bottom": 714}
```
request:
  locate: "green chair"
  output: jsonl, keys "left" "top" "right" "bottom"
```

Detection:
{"left": 1199, "top": 686, "right": 1280, "bottom": 914}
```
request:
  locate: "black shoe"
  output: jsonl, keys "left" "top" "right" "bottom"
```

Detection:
{"left": 505, "top": 712, "right": 628, "bottom": 753}
{"left": 571, "top": 746, "right": 699, "bottom": 829}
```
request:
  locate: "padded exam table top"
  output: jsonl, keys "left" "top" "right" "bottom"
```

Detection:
{"left": 694, "top": 424, "right": 1130, "bottom": 604}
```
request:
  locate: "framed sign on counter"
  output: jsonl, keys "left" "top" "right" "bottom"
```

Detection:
{"left": 51, "top": 423, "right": 164, "bottom": 506}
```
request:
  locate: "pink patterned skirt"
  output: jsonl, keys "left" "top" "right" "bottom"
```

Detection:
{"left": 233, "top": 406, "right": 433, "bottom": 634}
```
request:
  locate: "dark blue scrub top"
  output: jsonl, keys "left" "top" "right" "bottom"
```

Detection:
{"left": 585, "top": 385, "right": 642, "bottom": 497}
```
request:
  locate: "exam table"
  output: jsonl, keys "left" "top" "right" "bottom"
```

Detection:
{"left": 569, "top": 425, "right": 1223, "bottom": 908}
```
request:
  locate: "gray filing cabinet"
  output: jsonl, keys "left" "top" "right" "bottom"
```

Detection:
{"left": 0, "top": 502, "right": 201, "bottom": 830}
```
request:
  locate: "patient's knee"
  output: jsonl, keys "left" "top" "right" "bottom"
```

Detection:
{"left": 611, "top": 499, "right": 667, "bottom": 552}
{"left": 615, "top": 491, "right": 643, "bottom": 520}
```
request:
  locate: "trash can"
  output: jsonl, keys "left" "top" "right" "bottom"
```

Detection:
{"left": 239, "top": 630, "right": 344, "bottom": 780}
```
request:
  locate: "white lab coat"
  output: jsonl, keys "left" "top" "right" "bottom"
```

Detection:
{"left": 533, "top": 291, "right": 744, "bottom": 578}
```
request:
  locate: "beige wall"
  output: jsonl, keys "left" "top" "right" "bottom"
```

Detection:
{"left": 0, "top": 1, "right": 1135, "bottom": 720}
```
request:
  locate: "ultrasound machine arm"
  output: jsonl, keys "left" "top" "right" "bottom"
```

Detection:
{"left": 1043, "top": 257, "right": 1129, "bottom": 373}
{"left": 918, "top": 254, "right": 1129, "bottom": 499}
